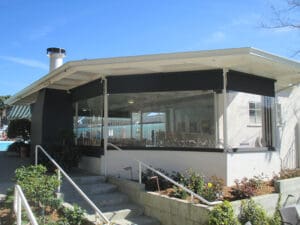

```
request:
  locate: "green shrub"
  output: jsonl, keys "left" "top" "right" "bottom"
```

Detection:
{"left": 208, "top": 201, "right": 240, "bottom": 225}
{"left": 239, "top": 199, "right": 269, "bottom": 225}
{"left": 59, "top": 204, "right": 86, "bottom": 225}
{"left": 15, "top": 165, "right": 61, "bottom": 212}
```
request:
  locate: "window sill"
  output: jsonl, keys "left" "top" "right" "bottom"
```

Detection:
{"left": 232, "top": 147, "right": 275, "bottom": 153}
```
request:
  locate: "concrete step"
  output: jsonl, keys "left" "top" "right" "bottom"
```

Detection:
{"left": 103, "top": 203, "right": 144, "bottom": 220}
{"left": 62, "top": 182, "right": 118, "bottom": 198}
{"left": 69, "top": 175, "right": 106, "bottom": 185}
{"left": 84, "top": 203, "right": 144, "bottom": 221}
{"left": 113, "top": 215, "right": 160, "bottom": 225}
{"left": 65, "top": 192, "right": 129, "bottom": 211}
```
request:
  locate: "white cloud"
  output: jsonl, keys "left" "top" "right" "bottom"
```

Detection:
{"left": 0, "top": 56, "right": 48, "bottom": 70}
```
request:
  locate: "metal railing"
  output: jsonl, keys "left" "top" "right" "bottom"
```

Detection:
{"left": 14, "top": 185, "right": 39, "bottom": 225}
{"left": 107, "top": 142, "right": 222, "bottom": 206}
{"left": 35, "top": 145, "right": 110, "bottom": 224}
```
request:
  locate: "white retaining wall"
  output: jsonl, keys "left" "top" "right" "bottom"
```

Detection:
{"left": 99, "top": 150, "right": 279, "bottom": 186}
{"left": 104, "top": 150, "right": 227, "bottom": 183}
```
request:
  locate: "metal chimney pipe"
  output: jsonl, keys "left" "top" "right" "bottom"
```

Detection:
{"left": 47, "top": 47, "right": 66, "bottom": 72}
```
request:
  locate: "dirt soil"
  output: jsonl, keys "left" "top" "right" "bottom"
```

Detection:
{"left": 157, "top": 181, "right": 275, "bottom": 202}
{"left": 222, "top": 181, "right": 275, "bottom": 201}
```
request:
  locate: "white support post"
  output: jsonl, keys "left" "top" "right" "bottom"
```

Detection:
{"left": 17, "top": 191, "right": 21, "bottom": 225}
{"left": 103, "top": 78, "right": 108, "bottom": 176}
{"left": 223, "top": 69, "right": 229, "bottom": 151}
{"left": 214, "top": 92, "right": 219, "bottom": 148}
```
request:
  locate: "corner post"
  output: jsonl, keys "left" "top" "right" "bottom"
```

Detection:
{"left": 223, "top": 68, "right": 229, "bottom": 151}
{"left": 103, "top": 77, "right": 108, "bottom": 176}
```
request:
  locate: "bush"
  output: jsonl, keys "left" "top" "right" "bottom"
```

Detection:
{"left": 59, "top": 204, "right": 86, "bottom": 225}
{"left": 7, "top": 118, "right": 31, "bottom": 141}
{"left": 208, "top": 201, "right": 240, "bottom": 225}
{"left": 15, "top": 165, "right": 61, "bottom": 212}
{"left": 239, "top": 199, "right": 269, "bottom": 225}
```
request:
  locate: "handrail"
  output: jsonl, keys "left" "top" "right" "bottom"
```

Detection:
{"left": 107, "top": 142, "right": 222, "bottom": 206}
{"left": 35, "top": 145, "right": 110, "bottom": 224}
{"left": 14, "top": 185, "right": 39, "bottom": 225}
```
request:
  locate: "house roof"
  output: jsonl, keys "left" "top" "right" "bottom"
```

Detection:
{"left": 6, "top": 47, "right": 300, "bottom": 105}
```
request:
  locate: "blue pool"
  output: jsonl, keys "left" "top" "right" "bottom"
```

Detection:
{"left": 0, "top": 141, "right": 14, "bottom": 151}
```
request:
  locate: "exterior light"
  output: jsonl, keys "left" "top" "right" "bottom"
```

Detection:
{"left": 128, "top": 99, "right": 134, "bottom": 104}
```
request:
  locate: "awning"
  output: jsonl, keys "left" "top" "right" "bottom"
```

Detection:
{"left": 7, "top": 105, "right": 31, "bottom": 120}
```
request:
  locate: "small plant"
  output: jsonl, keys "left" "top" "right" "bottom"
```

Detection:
{"left": 59, "top": 204, "right": 86, "bottom": 225}
{"left": 208, "top": 201, "right": 240, "bottom": 225}
{"left": 180, "top": 169, "right": 205, "bottom": 194}
{"left": 171, "top": 186, "right": 188, "bottom": 199}
{"left": 231, "top": 177, "right": 256, "bottom": 200}
{"left": 239, "top": 198, "right": 269, "bottom": 225}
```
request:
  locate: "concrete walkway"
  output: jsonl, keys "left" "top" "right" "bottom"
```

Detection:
{"left": 0, "top": 152, "right": 31, "bottom": 195}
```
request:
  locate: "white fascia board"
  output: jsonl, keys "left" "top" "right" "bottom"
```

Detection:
{"left": 249, "top": 48, "right": 300, "bottom": 70}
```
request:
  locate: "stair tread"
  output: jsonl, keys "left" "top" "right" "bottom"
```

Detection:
{"left": 65, "top": 192, "right": 129, "bottom": 209}
{"left": 61, "top": 182, "right": 117, "bottom": 195}
{"left": 102, "top": 203, "right": 142, "bottom": 213}
{"left": 113, "top": 215, "right": 160, "bottom": 225}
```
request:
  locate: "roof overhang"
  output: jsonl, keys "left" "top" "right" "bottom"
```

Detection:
{"left": 6, "top": 47, "right": 300, "bottom": 105}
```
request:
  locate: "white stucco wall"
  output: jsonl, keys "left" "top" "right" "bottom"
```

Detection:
{"left": 104, "top": 150, "right": 228, "bottom": 183}
{"left": 101, "top": 150, "right": 281, "bottom": 186}
{"left": 277, "top": 85, "right": 300, "bottom": 169}
{"left": 226, "top": 151, "right": 281, "bottom": 185}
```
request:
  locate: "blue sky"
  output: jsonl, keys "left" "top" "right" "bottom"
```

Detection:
{"left": 0, "top": 0, "right": 299, "bottom": 95}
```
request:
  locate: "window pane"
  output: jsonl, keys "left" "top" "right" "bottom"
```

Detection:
{"left": 108, "top": 91, "right": 216, "bottom": 148}
{"left": 73, "top": 96, "right": 103, "bottom": 146}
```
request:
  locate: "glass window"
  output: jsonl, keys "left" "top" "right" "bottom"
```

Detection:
{"left": 73, "top": 96, "right": 103, "bottom": 146}
{"left": 227, "top": 91, "right": 274, "bottom": 149}
{"left": 249, "top": 101, "right": 262, "bottom": 124}
{"left": 108, "top": 91, "right": 216, "bottom": 148}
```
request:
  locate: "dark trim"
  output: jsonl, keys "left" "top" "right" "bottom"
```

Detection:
{"left": 107, "top": 146, "right": 224, "bottom": 152}
{"left": 47, "top": 47, "right": 66, "bottom": 55}
{"left": 227, "top": 70, "right": 276, "bottom": 97}
{"left": 107, "top": 69, "right": 223, "bottom": 94}
{"left": 78, "top": 145, "right": 104, "bottom": 157}
{"left": 71, "top": 79, "right": 103, "bottom": 102}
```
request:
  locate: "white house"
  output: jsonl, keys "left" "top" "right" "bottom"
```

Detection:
{"left": 6, "top": 47, "right": 300, "bottom": 185}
